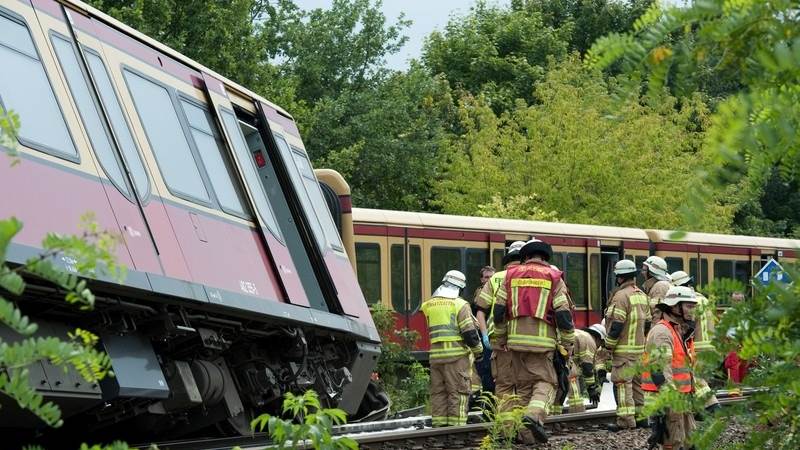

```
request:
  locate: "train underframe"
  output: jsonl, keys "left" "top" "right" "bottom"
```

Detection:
{"left": 0, "top": 277, "right": 387, "bottom": 446}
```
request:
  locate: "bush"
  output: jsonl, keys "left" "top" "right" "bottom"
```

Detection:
{"left": 369, "top": 304, "right": 430, "bottom": 413}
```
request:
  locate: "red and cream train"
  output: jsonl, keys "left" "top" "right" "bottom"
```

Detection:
{"left": 0, "top": 0, "right": 381, "bottom": 441}
{"left": 349, "top": 208, "right": 799, "bottom": 354}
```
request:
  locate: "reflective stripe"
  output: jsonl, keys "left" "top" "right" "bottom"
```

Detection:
{"left": 511, "top": 278, "right": 552, "bottom": 288}
{"left": 641, "top": 320, "right": 695, "bottom": 393}
{"left": 552, "top": 293, "right": 568, "bottom": 309}
{"left": 507, "top": 334, "right": 556, "bottom": 348}
{"left": 614, "top": 345, "right": 645, "bottom": 354}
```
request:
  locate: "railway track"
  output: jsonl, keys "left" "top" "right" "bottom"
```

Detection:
{"left": 147, "top": 389, "right": 755, "bottom": 450}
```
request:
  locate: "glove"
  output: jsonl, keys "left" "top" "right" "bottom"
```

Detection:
{"left": 481, "top": 333, "right": 492, "bottom": 352}
{"left": 587, "top": 384, "right": 601, "bottom": 404}
{"left": 597, "top": 369, "right": 608, "bottom": 384}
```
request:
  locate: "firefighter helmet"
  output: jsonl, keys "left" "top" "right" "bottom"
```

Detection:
{"left": 671, "top": 270, "right": 692, "bottom": 287}
{"left": 643, "top": 256, "right": 670, "bottom": 281}
{"left": 613, "top": 259, "right": 637, "bottom": 275}
{"left": 585, "top": 323, "right": 607, "bottom": 342}
{"left": 520, "top": 239, "right": 552, "bottom": 261}
{"left": 442, "top": 270, "right": 467, "bottom": 289}
{"left": 507, "top": 240, "right": 526, "bottom": 255}
{"left": 660, "top": 286, "right": 697, "bottom": 307}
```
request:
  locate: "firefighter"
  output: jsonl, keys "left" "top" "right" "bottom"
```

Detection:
{"left": 494, "top": 239, "right": 575, "bottom": 443}
{"left": 641, "top": 286, "right": 698, "bottom": 450}
{"left": 585, "top": 323, "right": 610, "bottom": 387}
{"left": 421, "top": 270, "right": 484, "bottom": 427}
{"left": 566, "top": 328, "right": 601, "bottom": 412}
{"left": 642, "top": 256, "right": 672, "bottom": 327}
{"left": 475, "top": 241, "right": 526, "bottom": 410}
{"left": 670, "top": 270, "right": 720, "bottom": 415}
{"left": 472, "top": 265, "right": 496, "bottom": 393}
{"left": 605, "top": 259, "right": 649, "bottom": 431}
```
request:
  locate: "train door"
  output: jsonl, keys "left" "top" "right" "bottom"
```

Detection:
{"left": 254, "top": 102, "right": 369, "bottom": 320}
{"left": 600, "top": 247, "right": 622, "bottom": 315}
{"left": 42, "top": 4, "right": 163, "bottom": 284}
{"left": 198, "top": 73, "right": 311, "bottom": 307}
{"left": 388, "top": 232, "right": 424, "bottom": 332}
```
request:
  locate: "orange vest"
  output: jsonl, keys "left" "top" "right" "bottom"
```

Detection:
{"left": 641, "top": 320, "right": 695, "bottom": 393}
{"left": 504, "top": 263, "right": 561, "bottom": 324}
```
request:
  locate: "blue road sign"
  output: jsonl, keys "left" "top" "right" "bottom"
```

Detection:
{"left": 753, "top": 259, "right": 792, "bottom": 286}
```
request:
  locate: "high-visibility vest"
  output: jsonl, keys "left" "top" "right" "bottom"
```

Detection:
{"left": 486, "top": 270, "right": 506, "bottom": 337}
{"left": 641, "top": 319, "right": 695, "bottom": 393}
{"left": 505, "top": 263, "right": 561, "bottom": 323}
{"left": 421, "top": 296, "right": 468, "bottom": 344}
{"left": 694, "top": 293, "right": 715, "bottom": 352}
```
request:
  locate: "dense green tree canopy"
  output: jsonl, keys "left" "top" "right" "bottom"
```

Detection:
{"left": 432, "top": 57, "right": 731, "bottom": 231}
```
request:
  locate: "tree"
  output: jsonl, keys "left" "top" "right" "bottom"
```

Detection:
{"left": 432, "top": 56, "right": 731, "bottom": 231}
{"left": 305, "top": 63, "right": 454, "bottom": 210}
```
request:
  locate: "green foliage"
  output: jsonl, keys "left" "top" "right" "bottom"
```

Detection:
{"left": 0, "top": 215, "right": 120, "bottom": 428}
{"left": 369, "top": 304, "right": 429, "bottom": 412}
{"left": 701, "top": 278, "right": 747, "bottom": 308}
{"left": 0, "top": 105, "right": 20, "bottom": 156}
{"left": 433, "top": 56, "right": 731, "bottom": 231}
{"left": 587, "top": 0, "right": 800, "bottom": 235}
{"left": 477, "top": 391, "right": 525, "bottom": 450}
{"left": 250, "top": 390, "right": 357, "bottom": 450}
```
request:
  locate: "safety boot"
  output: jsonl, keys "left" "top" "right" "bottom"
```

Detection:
{"left": 606, "top": 423, "right": 635, "bottom": 432}
{"left": 522, "top": 415, "right": 548, "bottom": 443}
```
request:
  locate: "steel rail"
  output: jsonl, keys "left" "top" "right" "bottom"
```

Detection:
{"left": 146, "top": 389, "right": 754, "bottom": 450}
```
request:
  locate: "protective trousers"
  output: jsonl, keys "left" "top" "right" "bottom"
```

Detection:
{"left": 430, "top": 357, "right": 471, "bottom": 426}
{"left": 567, "top": 375, "right": 585, "bottom": 412}
{"left": 694, "top": 377, "right": 719, "bottom": 408}
{"left": 663, "top": 410, "right": 696, "bottom": 449}
{"left": 491, "top": 349, "right": 515, "bottom": 410}
{"left": 611, "top": 357, "right": 644, "bottom": 428}
{"left": 511, "top": 350, "right": 556, "bottom": 423}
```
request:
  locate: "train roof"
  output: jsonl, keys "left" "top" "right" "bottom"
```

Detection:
{"left": 353, "top": 208, "right": 800, "bottom": 250}
{"left": 646, "top": 229, "right": 800, "bottom": 250}
{"left": 352, "top": 208, "right": 650, "bottom": 241}
{"left": 65, "top": 0, "right": 290, "bottom": 118}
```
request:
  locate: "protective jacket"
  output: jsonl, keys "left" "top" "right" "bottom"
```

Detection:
{"left": 421, "top": 296, "right": 483, "bottom": 363}
{"left": 693, "top": 292, "right": 715, "bottom": 352}
{"left": 495, "top": 260, "right": 574, "bottom": 353}
{"left": 572, "top": 329, "right": 598, "bottom": 386}
{"left": 641, "top": 316, "right": 695, "bottom": 393}
{"left": 642, "top": 277, "right": 671, "bottom": 323}
{"left": 476, "top": 262, "right": 518, "bottom": 346}
{"left": 604, "top": 280, "right": 648, "bottom": 359}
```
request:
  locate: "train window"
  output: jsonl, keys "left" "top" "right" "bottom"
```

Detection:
{"left": 123, "top": 70, "right": 209, "bottom": 202}
{"left": 0, "top": 14, "right": 77, "bottom": 160}
{"left": 218, "top": 109, "right": 282, "bottom": 239}
{"left": 409, "top": 245, "right": 422, "bottom": 312}
{"left": 84, "top": 50, "right": 149, "bottom": 199}
{"left": 179, "top": 99, "right": 248, "bottom": 216}
{"left": 390, "top": 245, "right": 405, "bottom": 312}
{"left": 551, "top": 252, "right": 565, "bottom": 271}
{"left": 566, "top": 253, "right": 587, "bottom": 307}
{"left": 492, "top": 249, "right": 504, "bottom": 270}
{"left": 465, "top": 248, "right": 489, "bottom": 300}
{"left": 430, "top": 247, "right": 462, "bottom": 293}
{"left": 734, "top": 260, "right": 751, "bottom": 285}
{"left": 590, "top": 253, "right": 600, "bottom": 310}
{"left": 713, "top": 259, "right": 734, "bottom": 281}
{"left": 635, "top": 255, "right": 647, "bottom": 287}
{"left": 689, "top": 258, "right": 709, "bottom": 287}
{"left": 50, "top": 35, "right": 128, "bottom": 195}
{"left": 665, "top": 257, "right": 684, "bottom": 273}
{"left": 356, "top": 243, "right": 381, "bottom": 304}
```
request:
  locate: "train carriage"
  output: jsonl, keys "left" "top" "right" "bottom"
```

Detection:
{"left": 0, "top": 0, "right": 383, "bottom": 441}
{"left": 349, "top": 208, "right": 799, "bottom": 357}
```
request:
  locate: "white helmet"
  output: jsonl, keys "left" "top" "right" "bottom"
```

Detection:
{"left": 613, "top": 259, "right": 637, "bottom": 275}
{"left": 643, "top": 256, "right": 670, "bottom": 281}
{"left": 442, "top": 270, "right": 467, "bottom": 289}
{"left": 660, "top": 286, "right": 697, "bottom": 307}
{"left": 586, "top": 323, "right": 607, "bottom": 341}
{"left": 671, "top": 270, "right": 691, "bottom": 287}
{"left": 507, "top": 240, "right": 526, "bottom": 255}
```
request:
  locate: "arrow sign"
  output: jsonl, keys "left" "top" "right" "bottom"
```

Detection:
{"left": 753, "top": 259, "right": 792, "bottom": 286}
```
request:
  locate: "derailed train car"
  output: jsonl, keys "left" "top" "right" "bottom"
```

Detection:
{"left": 0, "top": 0, "right": 384, "bottom": 440}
